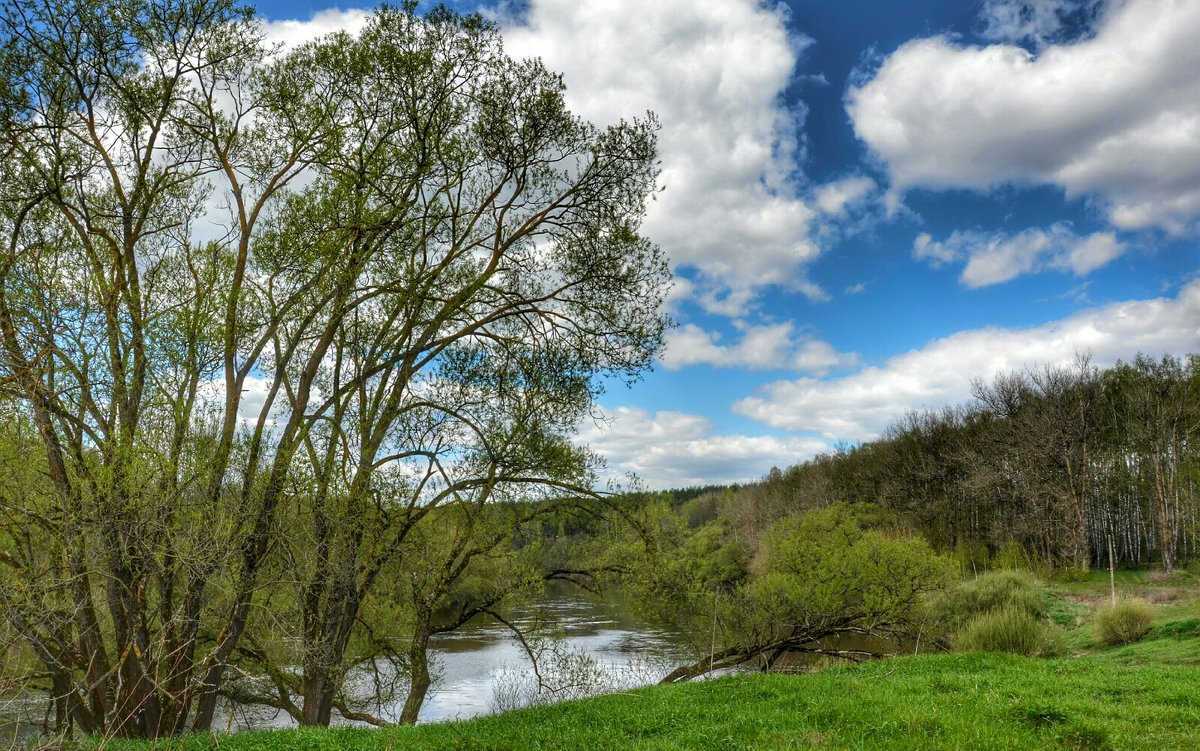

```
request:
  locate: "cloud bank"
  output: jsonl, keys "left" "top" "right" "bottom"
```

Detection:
{"left": 735, "top": 280, "right": 1200, "bottom": 439}
{"left": 848, "top": 0, "right": 1200, "bottom": 233}
{"left": 578, "top": 407, "right": 828, "bottom": 488}
{"left": 499, "top": 0, "right": 823, "bottom": 313}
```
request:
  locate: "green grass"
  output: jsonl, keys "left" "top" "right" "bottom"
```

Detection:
{"left": 79, "top": 651, "right": 1200, "bottom": 751}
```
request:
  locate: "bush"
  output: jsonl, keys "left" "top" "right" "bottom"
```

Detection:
{"left": 925, "top": 569, "right": 1048, "bottom": 649}
{"left": 931, "top": 568, "right": 1043, "bottom": 623}
{"left": 1095, "top": 599, "right": 1154, "bottom": 646}
{"left": 952, "top": 605, "right": 1063, "bottom": 656}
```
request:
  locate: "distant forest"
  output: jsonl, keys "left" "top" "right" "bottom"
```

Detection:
{"left": 636, "top": 353, "right": 1199, "bottom": 574}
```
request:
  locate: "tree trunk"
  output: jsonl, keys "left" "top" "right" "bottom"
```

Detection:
{"left": 398, "top": 618, "right": 432, "bottom": 725}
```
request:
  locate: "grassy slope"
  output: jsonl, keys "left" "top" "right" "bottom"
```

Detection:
{"left": 90, "top": 572, "right": 1200, "bottom": 751}
{"left": 93, "top": 653, "right": 1200, "bottom": 751}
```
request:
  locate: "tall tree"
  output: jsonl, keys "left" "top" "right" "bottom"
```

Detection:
{"left": 0, "top": 0, "right": 668, "bottom": 737}
{"left": 1107, "top": 354, "right": 1200, "bottom": 572}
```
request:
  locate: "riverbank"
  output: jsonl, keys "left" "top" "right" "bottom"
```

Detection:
{"left": 75, "top": 650, "right": 1196, "bottom": 750}
{"left": 57, "top": 571, "right": 1200, "bottom": 750}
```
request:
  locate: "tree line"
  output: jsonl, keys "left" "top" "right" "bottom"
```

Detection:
{"left": 679, "top": 353, "right": 1200, "bottom": 576}
{"left": 530, "top": 353, "right": 1197, "bottom": 689}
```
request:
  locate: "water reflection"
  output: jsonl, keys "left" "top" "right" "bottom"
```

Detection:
{"left": 422, "top": 589, "right": 687, "bottom": 722}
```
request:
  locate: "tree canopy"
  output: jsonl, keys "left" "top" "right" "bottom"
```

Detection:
{"left": 0, "top": 0, "right": 668, "bottom": 737}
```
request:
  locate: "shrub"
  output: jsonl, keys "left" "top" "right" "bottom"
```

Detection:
{"left": 952, "top": 605, "right": 1063, "bottom": 656}
{"left": 925, "top": 569, "right": 1049, "bottom": 649}
{"left": 1094, "top": 599, "right": 1154, "bottom": 646}
{"left": 930, "top": 568, "right": 1044, "bottom": 627}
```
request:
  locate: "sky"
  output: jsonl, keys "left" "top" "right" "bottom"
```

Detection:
{"left": 252, "top": 0, "right": 1200, "bottom": 489}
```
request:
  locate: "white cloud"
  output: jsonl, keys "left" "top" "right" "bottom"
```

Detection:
{"left": 498, "top": 0, "right": 823, "bottom": 315}
{"left": 844, "top": 282, "right": 867, "bottom": 295}
{"left": 578, "top": 407, "right": 828, "bottom": 488}
{"left": 261, "top": 9, "right": 371, "bottom": 51}
{"left": 815, "top": 175, "right": 877, "bottom": 217}
{"left": 847, "top": 0, "right": 1200, "bottom": 232}
{"left": 912, "top": 232, "right": 962, "bottom": 267}
{"left": 662, "top": 322, "right": 857, "bottom": 373}
{"left": 734, "top": 279, "right": 1200, "bottom": 439}
{"left": 792, "top": 339, "right": 859, "bottom": 374}
{"left": 913, "top": 224, "right": 1126, "bottom": 287}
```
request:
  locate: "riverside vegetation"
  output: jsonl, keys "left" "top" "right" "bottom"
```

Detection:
{"left": 72, "top": 570, "right": 1200, "bottom": 750}
{"left": 3, "top": 0, "right": 1200, "bottom": 746}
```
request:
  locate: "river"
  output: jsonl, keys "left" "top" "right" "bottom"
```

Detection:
{"left": 218, "top": 587, "right": 691, "bottom": 730}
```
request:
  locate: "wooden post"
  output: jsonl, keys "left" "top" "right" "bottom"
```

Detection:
{"left": 1108, "top": 534, "right": 1117, "bottom": 606}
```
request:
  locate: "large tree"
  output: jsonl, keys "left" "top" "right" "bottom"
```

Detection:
{"left": 0, "top": 0, "right": 668, "bottom": 737}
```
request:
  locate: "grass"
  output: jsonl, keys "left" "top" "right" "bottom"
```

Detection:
{"left": 59, "top": 570, "right": 1200, "bottom": 751}
{"left": 78, "top": 651, "right": 1200, "bottom": 751}
{"left": 951, "top": 605, "right": 1063, "bottom": 656}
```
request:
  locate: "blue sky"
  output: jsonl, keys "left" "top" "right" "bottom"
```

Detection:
{"left": 254, "top": 0, "right": 1200, "bottom": 487}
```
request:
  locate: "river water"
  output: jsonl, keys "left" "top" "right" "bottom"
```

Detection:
{"left": 208, "top": 588, "right": 691, "bottom": 731}
{"left": 417, "top": 589, "right": 689, "bottom": 722}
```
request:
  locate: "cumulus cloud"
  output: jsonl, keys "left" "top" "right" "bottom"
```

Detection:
{"left": 912, "top": 232, "right": 962, "bottom": 267}
{"left": 498, "top": 0, "right": 823, "bottom": 314}
{"left": 848, "top": 0, "right": 1200, "bottom": 232}
{"left": 734, "top": 279, "right": 1200, "bottom": 439}
{"left": 913, "top": 224, "right": 1126, "bottom": 286}
{"left": 662, "top": 322, "right": 857, "bottom": 373}
{"left": 577, "top": 407, "right": 828, "bottom": 488}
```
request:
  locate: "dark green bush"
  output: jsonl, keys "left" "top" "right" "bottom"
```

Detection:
{"left": 1095, "top": 599, "right": 1154, "bottom": 646}
{"left": 952, "top": 605, "right": 1063, "bottom": 656}
{"left": 927, "top": 569, "right": 1047, "bottom": 646}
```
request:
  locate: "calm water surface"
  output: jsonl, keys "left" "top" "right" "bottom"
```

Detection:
{"left": 210, "top": 588, "right": 689, "bottom": 731}
{"left": 419, "top": 590, "right": 689, "bottom": 722}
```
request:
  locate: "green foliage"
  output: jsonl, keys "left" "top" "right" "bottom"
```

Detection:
{"left": 950, "top": 538, "right": 990, "bottom": 576}
{"left": 1095, "top": 599, "right": 1155, "bottom": 646}
{"left": 1049, "top": 566, "right": 1091, "bottom": 583}
{"left": 951, "top": 605, "right": 1064, "bottom": 656}
{"left": 743, "top": 505, "right": 956, "bottom": 641}
{"left": 992, "top": 540, "right": 1046, "bottom": 575}
{"left": 619, "top": 504, "right": 955, "bottom": 680}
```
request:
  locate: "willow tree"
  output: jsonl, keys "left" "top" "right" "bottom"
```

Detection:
{"left": 0, "top": 0, "right": 667, "bottom": 738}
